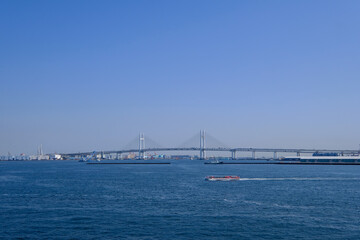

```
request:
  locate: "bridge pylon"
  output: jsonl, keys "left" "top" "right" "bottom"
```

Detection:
{"left": 139, "top": 133, "right": 145, "bottom": 159}
{"left": 200, "top": 130, "right": 206, "bottom": 160}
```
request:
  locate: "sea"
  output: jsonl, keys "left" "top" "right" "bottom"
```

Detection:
{"left": 1, "top": 160, "right": 360, "bottom": 239}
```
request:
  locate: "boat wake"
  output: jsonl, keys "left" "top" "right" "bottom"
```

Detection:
{"left": 239, "top": 177, "right": 360, "bottom": 181}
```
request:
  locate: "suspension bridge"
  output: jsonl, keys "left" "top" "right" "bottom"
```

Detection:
{"left": 60, "top": 130, "right": 360, "bottom": 160}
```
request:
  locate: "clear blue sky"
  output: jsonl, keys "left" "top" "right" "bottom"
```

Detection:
{"left": 1, "top": 0, "right": 360, "bottom": 155}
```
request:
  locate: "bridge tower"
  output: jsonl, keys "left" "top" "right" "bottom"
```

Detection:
{"left": 139, "top": 133, "right": 145, "bottom": 159}
{"left": 200, "top": 130, "right": 206, "bottom": 160}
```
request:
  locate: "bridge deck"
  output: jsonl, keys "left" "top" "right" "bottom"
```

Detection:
{"left": 61, "top": 147, "right": 360, "bottom": 157}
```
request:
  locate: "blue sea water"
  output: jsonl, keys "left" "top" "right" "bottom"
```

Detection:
{"left": 1, "top": 160, "right": 360, "bottom": 239}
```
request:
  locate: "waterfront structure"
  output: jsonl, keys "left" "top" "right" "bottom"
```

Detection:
{"left": 282, "top": 156, "right": 360, "bottom": 163}
{"left": 49, "top": 154, "right": 62, "bottom": 160}
{"left": 170, "top": 155, "right": 193, "bottom": 160}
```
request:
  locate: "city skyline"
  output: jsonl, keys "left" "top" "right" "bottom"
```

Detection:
{"left": 2, "top": 0, "right": 360, "bottom": 155}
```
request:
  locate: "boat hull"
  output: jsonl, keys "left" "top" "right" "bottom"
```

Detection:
{"left": 205, "top": 176, "right": 240, "bottom": 181}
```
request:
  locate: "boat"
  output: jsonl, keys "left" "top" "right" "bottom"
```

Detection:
{"left": 204, "top": 160, "right": 224, "bottom": 164}
{"left": 205, "top": 176, "right": 240, "bottom": 181}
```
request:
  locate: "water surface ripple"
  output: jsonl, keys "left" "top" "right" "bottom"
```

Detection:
{"left": 0, "top": 161, "right": 359, "bottom": 239}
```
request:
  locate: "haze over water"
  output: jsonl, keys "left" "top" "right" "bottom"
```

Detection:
{"left": 1, "top": 161, "right": 360, "bottom": 239}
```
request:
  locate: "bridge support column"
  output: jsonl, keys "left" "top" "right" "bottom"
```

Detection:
{"left": 273, "top": 152, "right": 277, "bottom": 159}
{"left": 297, "top": 152, "right": 300, "bottom": 157}
{"left": 252, "top": 151, "right": 256, "bottom": 159}
{"left": 200, "top": 149, "right": 206, "bottom": 160}
{"left": 139, "top": 151, "right": 145, "bottom": 159}
{"left": 231, "top": 151, "right": 236, "bottom": 160}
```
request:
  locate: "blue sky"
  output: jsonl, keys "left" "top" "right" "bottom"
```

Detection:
{"left": 1, "top": 0, "right": 360, "bottom": 155}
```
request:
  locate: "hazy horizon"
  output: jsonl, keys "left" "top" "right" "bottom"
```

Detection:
{"left": 2, "top": 0, "right": 360, "bottom": 155}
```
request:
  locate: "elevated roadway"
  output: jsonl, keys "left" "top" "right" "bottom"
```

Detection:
{"left": 61, "top": 147, "right": 360, "bottom": 158}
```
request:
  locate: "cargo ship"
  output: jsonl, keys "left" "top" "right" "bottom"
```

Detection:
{"left": 205, "top": 176, "right": 240, "bottom": 181}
